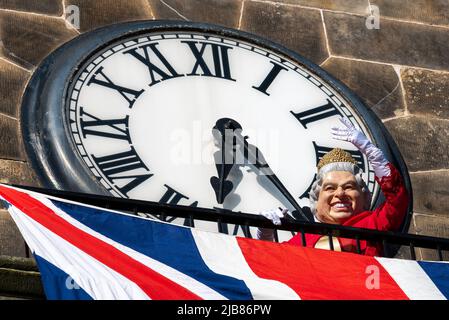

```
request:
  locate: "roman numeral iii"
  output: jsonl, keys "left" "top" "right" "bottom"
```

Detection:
{"left": 291, "top": 99, "right": 342, "bottom": 128}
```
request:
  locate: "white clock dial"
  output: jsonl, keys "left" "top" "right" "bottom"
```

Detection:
{"left": 65, "top": 32, "right": 378, "bottom": 239}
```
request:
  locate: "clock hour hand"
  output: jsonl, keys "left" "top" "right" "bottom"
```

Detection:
{"left": 226, "top": 119, "right": 310, "bottom": 222}
{"left": 210, "top": 118, "right": 240, "bottom": 204}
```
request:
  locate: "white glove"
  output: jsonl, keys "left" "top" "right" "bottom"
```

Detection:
{"left": 331, "top": 117, "right": 390, "bottom": 178}
{"left": 256, "top": 208, "right": 288, "bottom": 241}
{"left": 259, "top": 208, "right": 288, "bottom": 225}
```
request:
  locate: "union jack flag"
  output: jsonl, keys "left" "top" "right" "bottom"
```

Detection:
{"left": 0, "top": 184, "right": 448, "bottom": 300}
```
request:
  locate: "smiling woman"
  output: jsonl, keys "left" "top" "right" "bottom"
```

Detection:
{"left": 314, "top": 165, "right": 369, "bottom": 225}
{"left": 258, "top": 118, "right": 409, "bottom": 256}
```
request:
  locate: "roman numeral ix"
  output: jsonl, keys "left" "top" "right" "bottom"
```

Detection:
{"left": 79, "top": 107, "right": 131, "bottom": 142}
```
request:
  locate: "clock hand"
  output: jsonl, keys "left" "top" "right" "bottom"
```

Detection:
{"left": 210, "top": 118, "right": 239, "bottom": 204}
{"left": 224, "top": 119, "right": 310, "bottom": 222}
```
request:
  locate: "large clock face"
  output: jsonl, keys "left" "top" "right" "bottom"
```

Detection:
{"left": 22, "top": 21, "right": 409, "bottom": 238}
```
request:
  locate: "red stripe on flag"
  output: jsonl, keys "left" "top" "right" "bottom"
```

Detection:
{"left": 0, "top": 186, "right": 201, "bottom": 300}
{"left": 237, "top": 237, "right": 409, "bottom": 300}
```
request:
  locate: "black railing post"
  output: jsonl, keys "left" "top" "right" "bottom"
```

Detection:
{"left": 24, "top": 241, "right": 30, "bottom": 258}
{"left": 300, "top": 228, "right": 307, "bottom": 247}
{"left": 410, "top": 242, "right": 416, "bottom": 260}
{"left": 328, "top": 232, "right": 334, "bottom": 251}
{"left": 186, "top": 214, "right": 195, "bottom": 228}
{"left": 437, "top": 245, "right": 443, "bottom": 261}
{"left": 274, "top": 229, "right": 279, "bottom": 243}
{"left": 383, "top": 239, "right": 389, "bottom": 257}
{"left": 355, "top": 236, "right": 362, "bottom": 254}
{"left": 243, "top": 224, "right": 252, "bottom": 239}
{"left": 217, "top": 219, "right": 224, "bottom": 233}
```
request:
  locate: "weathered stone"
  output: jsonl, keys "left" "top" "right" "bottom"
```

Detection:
{"left": 371, "top": 0, "right": 449, "bottom": 26}
{"left": 0, "top": 210, "right": 27, "bottom": 257}
{"left": 324, "top": 11, "right": 449, "bottom": 71}
{"left": 0, "top": 267, "right": 44, "bottom": 299}
{"left": 413, "top": 213, "right": 449, "bottom": 261}
{"left": 401, "top": 68, "right": 449, "bottom": 120}
{"left": 410, "top": 170, "right": 449, "bottom": 216}
{"left": 393, "top": 245, "right": 413, "bottom": 260}
{"left": 322, "top": 57, "right": 405, "bottom": 119}
{"left": 0, "top": 116, "right": 25, "bottom": 161}
{"left": 0, "top": 0, "right": 63, "bottom": 16}
{"left": 271, "top": 0, "right": 370, "bottom": 15}
{"left": 384, "top": 116, "right": 449, "bottom": 172}
{"left": 148, "top": 0, "right": 242, "bottom": 29}
{"left": 0, "top": 255, "right": 38, "bottom": 271}
{"left": 0, "top": 159, "right": 39, "bottom": 187}
{"left": 241, "top": 1, "right": 328, "bottom": 64}
{"left": 0, "top": 59, "right": 30, "bottom": 117}
{"left": 66, "top": 0, "right": 153, "bottom": 33}
{"left": 414, "top": 213, "right": 449, "bottom": 238}
{"left": 0, "top": 11, "right": 78, "bottom": 69}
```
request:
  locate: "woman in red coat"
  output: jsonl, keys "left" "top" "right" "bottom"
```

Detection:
{"left": 257, "top": 118, "right": 409, "bottom": 257}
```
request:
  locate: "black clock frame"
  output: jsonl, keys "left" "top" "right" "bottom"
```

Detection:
{"left": 20, "top": 20, "right": 413, "bottom": 232}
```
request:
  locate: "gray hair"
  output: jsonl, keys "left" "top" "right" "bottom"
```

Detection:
{"left": 309, "top": 162, "right": 372, "bottom": 216}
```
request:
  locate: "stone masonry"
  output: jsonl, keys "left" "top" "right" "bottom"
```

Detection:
{"left": 0, "top": 0, "right": 448, "bottom": 264}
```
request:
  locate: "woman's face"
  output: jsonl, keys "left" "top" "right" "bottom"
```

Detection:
{"left": 315, "top": 171, "right": 366, "bottom": 224}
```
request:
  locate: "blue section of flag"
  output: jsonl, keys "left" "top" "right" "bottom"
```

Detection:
{"left": 51, "top": 200, "right": 253, "bottom": 300}
{"left": 34, "top": 254, "right": 93, "bottom": 300}
{"left": 418, "top": 261, "right": 449, "bottom": 299}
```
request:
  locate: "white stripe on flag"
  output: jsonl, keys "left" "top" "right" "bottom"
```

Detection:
{"left": 36, "top": 194, "right": 227, "bottom": 300}
{"left": 375, "top": 257, "right": 446, "bottom": 300}
{"left": 191, "top": 229, "right": 301, "bottom": 300}
{"left": 7, "top": 205, "right": 150, "bottom": 300}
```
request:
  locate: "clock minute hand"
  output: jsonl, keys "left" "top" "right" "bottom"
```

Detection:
{"left": 233, "top": 128, "right": 310, "bottom": 222}
{"left": 210, "top": 119, "right": 239, "bottom": 204}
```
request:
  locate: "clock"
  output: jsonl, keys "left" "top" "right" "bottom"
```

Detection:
{"left": 21, "top": 21, "right": 411, "bottom": 240}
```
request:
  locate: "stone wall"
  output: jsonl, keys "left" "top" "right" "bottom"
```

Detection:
{"left": 0, "top": 0, "right": 448, "bottom": 261}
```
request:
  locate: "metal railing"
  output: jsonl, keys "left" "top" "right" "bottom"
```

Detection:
{"left": 11, "top": 184, "right": 449, "bottom": 261}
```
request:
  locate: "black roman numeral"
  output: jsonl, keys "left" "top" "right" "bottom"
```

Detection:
{"left": 252, "top": 61, "right": 288, "bottom": 96}
{"left": 88, "top": 67, "right": 144, "bottom": 108}
{"left": 232, "top": 224, "right": 253, "bottom": 238}
{"left": 291, "top": 99, "right": 342, "bottom": 129}
{"left": 124, "top": 43, "right": 182, "bottom": 87}
{"left": 79, "top": 107, "right": 131, "bottom": 142}
{"left": 313, "top": 142, "right": 365, "bottom": 169}
{"left": 92, "top": 147, "right": 152, "bottom": 196}
{"left": 182, "top": 41, "right": 235, "bottom": 81}
{"left": 158, "top": 184, "right": 198, "bottom": 226}
{"left": 159, "top": 184, "right": 191, "bottom": 206}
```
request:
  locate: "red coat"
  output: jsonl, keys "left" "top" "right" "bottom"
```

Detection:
{"left": 287, "top": 163, "right": 409, "bottom": 256}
